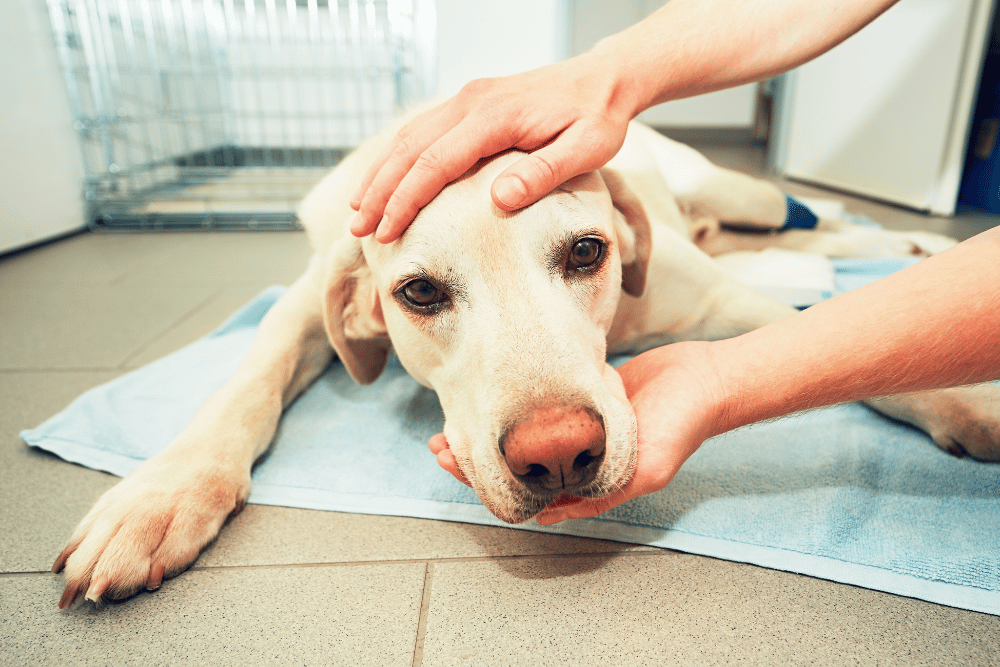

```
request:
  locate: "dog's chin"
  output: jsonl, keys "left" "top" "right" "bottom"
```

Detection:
{"left": 480, "top": 486, "right": 604, "bottom": 525}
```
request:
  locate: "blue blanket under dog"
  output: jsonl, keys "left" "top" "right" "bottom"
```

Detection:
{"left": 22, "top": 258, "right": 1000, "bottom": 615}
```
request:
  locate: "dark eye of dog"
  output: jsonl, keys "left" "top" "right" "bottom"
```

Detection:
{"left": 401, "top": 279, "right": 445, "bottom": 308}
{"left": 567, "top": 238, "right": 604, "bottom": 271}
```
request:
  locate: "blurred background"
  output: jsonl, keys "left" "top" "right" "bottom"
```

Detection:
{"left": 2, "top": 0, "right": 999, "bottom": 254}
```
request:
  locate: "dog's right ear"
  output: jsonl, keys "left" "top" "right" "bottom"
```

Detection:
{"left": 599, "top": 168, "right": 652, "bottom": 298}
{"left": 321, "top": 236, "right": 391, "bottom": 385}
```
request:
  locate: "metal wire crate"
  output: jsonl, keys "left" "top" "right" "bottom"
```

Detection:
{"left": 45, "top": 0, "right": 436, "bottom": 230}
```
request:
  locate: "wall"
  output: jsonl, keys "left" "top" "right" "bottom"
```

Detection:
{"left": 0, "top": 0, "right": 86, "bottom": 254}
{"left": 435, "top": 0, "right": 569, "bottom": 96}
{"left": 570, "top": 0, "right": 756, "bottom": 128}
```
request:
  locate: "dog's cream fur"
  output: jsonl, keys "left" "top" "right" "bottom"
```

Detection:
{"left": 53, "top": 120, "right": 1000, "bottom": 608}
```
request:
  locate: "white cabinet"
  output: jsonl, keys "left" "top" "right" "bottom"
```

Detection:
{"left": 775, "top": 0, "right": 995, "bottom": 215}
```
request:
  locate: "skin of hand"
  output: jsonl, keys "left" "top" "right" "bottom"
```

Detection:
{"left": 350, "top": 0, "right": 900, "bottom": 243}
{"left": 349, "top": 51, "right": 637, "bottom": 242}
{"left": 428, "top": 342, "right": 724, "bottom": 525}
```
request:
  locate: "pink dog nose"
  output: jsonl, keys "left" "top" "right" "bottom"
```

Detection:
{"left": 500, "top": 406, "right": 606, "bottom": 493}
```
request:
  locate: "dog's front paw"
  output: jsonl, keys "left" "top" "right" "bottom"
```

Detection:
{"left": 867, "top": 385, "right": 1000, "bottom": 461}
{"left": 53, "top": 453, "right": 250, "bottom": 609}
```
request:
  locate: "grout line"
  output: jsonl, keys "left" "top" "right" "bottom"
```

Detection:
{"left": 182, "top": 548, "right": 672, "bottom": 574}
{"left": 0, "top": 368, "right": 126, "bottom": 374}
{"left": 411, "top": 562, "right": 433, "bottom": 667}
{"left": 117, "top": 286, "right": 226, "bottom": 369}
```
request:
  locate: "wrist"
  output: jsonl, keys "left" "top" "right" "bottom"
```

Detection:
{"left": 580, "top": 37, "right": 652, "bottom": 122}
{"left": 699, "top": 336, "right": 773, "bottom": 438}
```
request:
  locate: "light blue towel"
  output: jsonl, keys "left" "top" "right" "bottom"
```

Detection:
{"left": 22, "top": 258, "right": 1000, "bottom": 615}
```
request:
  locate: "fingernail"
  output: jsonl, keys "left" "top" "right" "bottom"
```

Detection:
{"left": 494, "top": 177, "right": 527, "bottom": 209}
{"left": 349, "top": 212, "right": 365, "bottom": 235}
{"left": 374, "top": 215, "right": 391, "bottom": 242}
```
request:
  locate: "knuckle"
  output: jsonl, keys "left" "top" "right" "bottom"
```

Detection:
{"left": 412, "top": 142, "right": 446, "bottom": 175}
{"left": 385, "top": 191, "right": 419, "bottom": 225}
{"left": 525, "top": 152, "right": 561, "bottom": 186}
{"left": 392, "top": 132, "right": 423, "bottom": 162}
{"left": 458, "top": 77, "right": 492, "bottom": 98}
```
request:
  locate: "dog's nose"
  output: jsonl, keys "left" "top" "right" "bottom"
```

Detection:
{"left": 500, "top": 406, "right": 606, "bottom": 493}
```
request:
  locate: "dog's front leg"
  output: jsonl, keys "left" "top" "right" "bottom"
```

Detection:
{"left": 53, "top": 264, "right": 333, "bottom": 608}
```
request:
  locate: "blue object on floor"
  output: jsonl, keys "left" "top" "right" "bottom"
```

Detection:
{"left": 22, "top": 262, "right": 1000, "bottom": 616}
{"left": 782, "top": 195, "right": 819, "bottom": 229}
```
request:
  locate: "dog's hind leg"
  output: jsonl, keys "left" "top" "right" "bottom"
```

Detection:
{"left": 53, "top": 258, "right": 334, "bottom": 609}
{"left": 625, "top": 123, "right": 788, "bottom": 232}
{"left": 697, "top": 218, "right": 958, "bottom": 258}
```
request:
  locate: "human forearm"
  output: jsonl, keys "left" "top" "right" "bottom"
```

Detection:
{"left": 590, "top": 0, "right": 900, "bottom": 115}
{"left": 709, "top": 227, "right": 1000, "bottom": 436}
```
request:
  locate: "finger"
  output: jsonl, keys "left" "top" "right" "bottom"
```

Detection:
{"left": 373, "top": 115, "right": 518, "bottom": 242}
{"left": 428, "top": 433, "right": 448, "bottom": 455}
{"left": 490, "top": 120, "right": 622, "bottom": 213}
{"left": 535, "top": 487, "right": 631, "bottom": 525}
{"left": 350, "top": 103, "right": 448, "bottom": 210}
{"left": 353, "top": 105, "right": 471, "bottom": 238}
{"left": 435, "top": 447, "right": 471, "bottom": 487}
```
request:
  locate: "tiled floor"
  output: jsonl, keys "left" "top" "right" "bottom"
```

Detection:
{"left": 2, "top": 146, "right": 999, "bottom": 666}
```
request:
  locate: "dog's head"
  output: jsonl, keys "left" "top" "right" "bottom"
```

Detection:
{"left": 321, "top": 152, "right": 651, "bottom": 523}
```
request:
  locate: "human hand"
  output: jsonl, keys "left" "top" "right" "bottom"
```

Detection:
{"left": 534, "top": 342, "right": 725, "bottom": 524}
{"left": 350, "top": 52, "right": 638, "bottom": 243}
{"left": 428, "top": 342, "right": 727, "bottom": 524}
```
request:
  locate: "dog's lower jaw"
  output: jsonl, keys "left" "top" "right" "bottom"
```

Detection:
{"left": 479, "top": 466, "right": 635, "bottom": 524}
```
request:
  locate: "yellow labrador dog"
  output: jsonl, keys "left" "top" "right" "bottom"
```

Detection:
{"left": 53, "top": 120, "right": 1000, "bottom": 608}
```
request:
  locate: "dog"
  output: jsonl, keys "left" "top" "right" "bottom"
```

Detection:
{"left": 52, "top": 119, "right": 1000, "bottom": 608}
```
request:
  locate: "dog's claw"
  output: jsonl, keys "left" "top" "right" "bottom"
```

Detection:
{"left": 85, "top": 576, "right": 109, "bottom": 604}
{"left": 59, "top": 582, "right": 81, "bottom": 610}
{"left": 147, "top": 563, "right": 165, "bottom": 591}
{"left": 52, "top": 551, "right": 68, "bottom": 574}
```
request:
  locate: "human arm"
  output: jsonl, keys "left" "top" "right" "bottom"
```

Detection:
{"left": 351, "top": 0, "right": 900, "bottom": 242}
{"left": 530, "top": 226, "right": 1000, "bottom": 523}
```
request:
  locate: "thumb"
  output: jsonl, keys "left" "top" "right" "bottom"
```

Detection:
{"left": 534, "top": 488, "right": 631, "bottom": 525}
{"left": 491, "top": 122, "right": 620, "bottom": 211}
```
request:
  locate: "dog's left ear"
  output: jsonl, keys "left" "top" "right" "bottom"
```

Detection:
{"left": 599, "top": 168, "right": 652, "bottom": 298}
{"left": 321, "top": 235, "right": 391, "bottom": 385}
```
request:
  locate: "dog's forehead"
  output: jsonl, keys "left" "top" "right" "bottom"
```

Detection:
{"left": 363, "top": 154, "right": 614, "bottom": 275}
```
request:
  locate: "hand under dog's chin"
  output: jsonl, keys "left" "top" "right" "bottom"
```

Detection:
{"left": 479, "top": 484, "right": 607, "bottom": 525}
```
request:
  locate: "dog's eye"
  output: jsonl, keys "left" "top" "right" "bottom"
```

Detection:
{"left": 401, "top": 279, "right": 446, "bottom": 308}
{"left": 567, "top": 238, "right": 604, "bottom": 271}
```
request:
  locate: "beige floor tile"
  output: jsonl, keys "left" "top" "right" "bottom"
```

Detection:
{"left": 120, "top": 282, "right": 284, "bottom": 368}
{"left": 111, "top": 230, "right": 312, "bottom": 287}
{"left": 2, "top": 563, "right": 425, "bottom": 667}
{"left": 0, "top": 232, "right": 172, "bottom": 288}
{"left": 1, "top": 371, "right": 128, "bottom": 573}
{"left": 198, "top": 506, "right": 654, "bottom": 569}
{"left": 420, "top": 552, "right": 1000, "bottom": 666}
{"left": 0, "top": 283, "right": 220, "bottom": 370}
